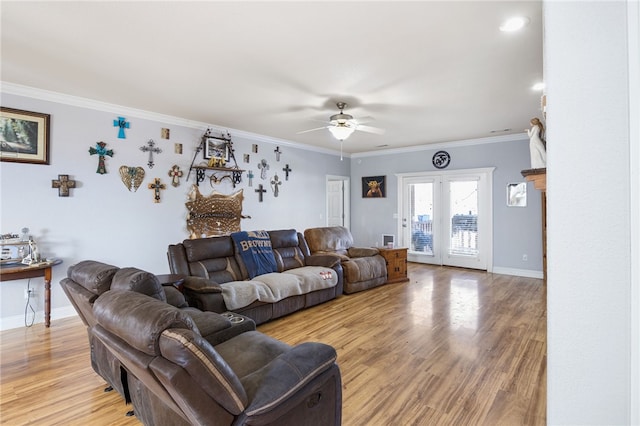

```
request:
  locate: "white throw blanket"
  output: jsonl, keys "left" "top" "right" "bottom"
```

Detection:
{"left": 220, "top": 266, "right": 337, "bottom": 310}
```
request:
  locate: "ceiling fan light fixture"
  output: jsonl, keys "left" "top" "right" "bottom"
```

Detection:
{"left": 328, "top": 124, "right": 356, "bottom": 141}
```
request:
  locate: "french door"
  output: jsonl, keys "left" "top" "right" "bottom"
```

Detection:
{"left": 397, "top": 168, "right": 494, "bottom": 271}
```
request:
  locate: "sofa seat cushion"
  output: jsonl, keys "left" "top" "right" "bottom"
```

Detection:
{"left": 220, "top": 267, "right": 338, "bottom": 310}
{"left": 214, "top": 331, "right": 290, "bottom": 379}
{"left": 342, "top": 256, "right": 386, "bottom": 283}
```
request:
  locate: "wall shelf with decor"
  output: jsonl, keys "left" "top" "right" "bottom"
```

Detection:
{"left": 187, "top": 129, "right": 245, "bottom": 188}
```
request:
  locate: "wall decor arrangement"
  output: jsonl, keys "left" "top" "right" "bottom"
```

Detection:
{"left": 270, "top": 174, "right": 282, "bottom": 197}
{"left": 282, "top": 164, "right": 292, "bottom": 181}
{"left": 432, "top": 150, "right": 451, "bottom": 169}
{"left": 113, "top": 116, "right": 130, "bottom": 139}
{"left": 185, "top": 186, "right": 249, "bottom": 238}
{"left": 258, "top": 159, "right": 269, "bottom": 179}
{"left": 52, "top": 174, "right": 77, "bottom": 197}
{"left": 161, "top": 128, "right": 170, "bottom": 139}
{"left": 362, "top": 175, "right": 386, "bottom": 198}
{"left": 0, "top": 107, "right": 50, "bottom": 165}
{"left": 247, "top": 170, "right": 254, "bottom": 187}
{"left": 274, "top": 146, "right": 281, "bottom": 161}
{"left": 174, "top": 143, "right": 183, "bottom": 154}
{"left": 168, "top": 165, "right": 183, "bottom": 187}
{"left": 140, "top": 139, "right": 162, "bottom": 168}
{"left": 252, "top": 144, "right": 258, "bottom": 153}
{"left": 119, "top": 166, "right": 145, "bottom": 192}
{"left": 148, "top": 178, "right": 166, "bottom": 203}
{"left": 243, "top": 154, "right": 250, "bottom": 163}
{"left": 255, "top": 184, "right": 267, "bottom": 202}
{"left": 88, "top": 141, "right": 114, "bottom": 174}
{"left": 507, "top": 182, "right": 527, "bottom": 207}
{"left": 187, "top": 129, "right": 244, "bottom": 188}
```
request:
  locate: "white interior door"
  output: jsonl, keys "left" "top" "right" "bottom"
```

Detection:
{"left": 326, "top": 176, "right": 350, "bottom": 228}
{"left": 398, "top": 168, "right": 493, "bottom": 271}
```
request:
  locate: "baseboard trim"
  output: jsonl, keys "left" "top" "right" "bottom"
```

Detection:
{"left": 0, "top": 306, "right": 78, "bottom": 331}
{"left": 492, "top": 267, "right": 544, "bottom": 279}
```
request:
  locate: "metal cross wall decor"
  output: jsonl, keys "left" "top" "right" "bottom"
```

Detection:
{"left": 255, "top": 184, "right": 267, "bottom": 202}
{"left": 282, "top": 164, "right": 292, "bottom": 180}
{"left": 113, "top": 116, "right": 130, "bottom": 139}
{"left": 89, "top": 141, "right": 114, "bottom": 174}
{"left": 270, "top": 174, "right": 282, "bottom": 197}
{"left": 140, "top": 139, "right": 162, "bottom": 168}
{"left": 148, "top": 178, "right": 166, "bottom": 203}
{"left": 52, "top": 174, "right": 77, "bottom": 197}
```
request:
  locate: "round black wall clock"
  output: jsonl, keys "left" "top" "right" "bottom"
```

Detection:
{"left": 432, "top": 151, "right": 451, "bottom": 169}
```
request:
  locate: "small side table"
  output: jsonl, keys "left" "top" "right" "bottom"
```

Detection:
{"left": 378, "top": 247, "right": 410, "bottom": 284}
{"left": 0, "top": 259, "right": 63, "bottom": 327}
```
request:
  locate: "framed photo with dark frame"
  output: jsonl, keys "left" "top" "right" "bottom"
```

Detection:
{"left": 362, "top": 175, "right": 386, "bottom": 198}
{"left": 0, "top": 107, "right": 51, "bottom": 165}
{"left": 204, "top": 137, "right": 230, "bottom": 162}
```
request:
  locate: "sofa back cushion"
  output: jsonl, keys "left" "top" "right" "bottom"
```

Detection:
{"left": 304, "top": 226, "right": 353, "bottom": 256}
{"left": 269, "top": 229, "right": 306, "bottom": 272}
{"left": 182, "top": 236, "right": 245, "bottom": 283}
{"left": 231, "top": 231, "right": 277, "bottom": 279}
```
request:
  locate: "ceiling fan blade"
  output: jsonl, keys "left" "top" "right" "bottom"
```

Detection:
{"left": 355, "top": 116, "right": 375, "bottom": 125}
{"left": 297, "top": 126, "right": 329, "bottom": 135}
{"left": 356, "top": 124, "right": 386, "bottom": 135}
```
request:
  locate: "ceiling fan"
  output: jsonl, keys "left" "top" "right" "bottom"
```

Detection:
{"left": 297, "top": 102, "right": 385, "bottom": 141}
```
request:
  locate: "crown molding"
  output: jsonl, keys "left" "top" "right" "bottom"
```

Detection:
{"left": 0, "top": 81, "right": 346, "bottom": 158}
{"left": 351, "top": 132, "right": 528, "bottom": 158}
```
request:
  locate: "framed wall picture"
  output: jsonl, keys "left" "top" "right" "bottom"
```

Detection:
{"left": 204, "top": 138, "right": 230, "bottom": 162}
{"left": 507, "top": 182, "right": 527, "bottom": 207}
{"left": 362, "top": 175, "right": 386, "bottom": 198}
{"left": 0, "top": 107, "right": 51, "bottom": 164}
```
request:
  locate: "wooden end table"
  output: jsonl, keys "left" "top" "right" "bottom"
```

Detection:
{"left": 0, "top": 259, "right": 63, "bottom": 327}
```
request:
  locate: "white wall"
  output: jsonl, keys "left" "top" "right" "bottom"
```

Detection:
{"left": 545, "top": 1, "right": 636, "bottom": 424}
{"left": 0, "top": 88, "right": 349, "bottom": 330}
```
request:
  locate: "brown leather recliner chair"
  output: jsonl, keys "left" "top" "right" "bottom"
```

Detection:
{"left": 92, "top": 290, "right": 342, "bottom": 426}
{"left": 60, "top": 260, "right": 255, "bottom": 401}
{"left": 304, "top": 226, "right": 388, "bottom": 294}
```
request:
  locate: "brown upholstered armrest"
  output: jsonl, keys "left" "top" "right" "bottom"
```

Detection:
{"left": 305, "top": 254, "right": 342, "bottom": 268}
{"left": 183, "top": 276, "right": 223, "bottom": 294}
{"left": 347, "top": 247, "right": 379, "bottom": 258}
{"left": 243, "top": 342, "right": 338, "bottom": 417}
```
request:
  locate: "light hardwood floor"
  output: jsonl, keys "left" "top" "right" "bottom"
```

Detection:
{"left": 0, "top": 263, "right": 546, "bottom": 425}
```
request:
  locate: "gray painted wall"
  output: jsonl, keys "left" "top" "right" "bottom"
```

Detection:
{"left": 0, "top": 91, "right": 349, "bottom": 329}
{"left": 350, "top": 136, "right": 543, "bottom": 275}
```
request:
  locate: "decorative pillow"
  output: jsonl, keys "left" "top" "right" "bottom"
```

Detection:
{"left": 231, "top": 230, "right": 277, "bottom": 279}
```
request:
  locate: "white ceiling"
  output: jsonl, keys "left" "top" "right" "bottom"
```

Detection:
{"left": 1, "top": 1, "right": 543, "bottom": 154}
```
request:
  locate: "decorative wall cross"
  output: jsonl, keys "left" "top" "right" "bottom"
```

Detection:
{"left": 282, "top": 164, "right": 292, "bottom": 180}
{"left": 258, "top": 159, "right": 269, "bottom": 179}
{"left": 148, "top": 178, "right": 166, "bottom": 203}
{"left": 52, "top": 174, "right": 77, "bottom": 197}
{"left": 270, "top": 174, "right": 282, "bottom": 197}
{"left": 140, "top": 139, "right": 162, "bottom": 168}
{"left": 113, "top": 116, "right": 130, "bottom": 139}
{"left": 88, "top": 141, "right": 114, "bottom": 174}
{"left": 168, "top": 165, "right": 183, "bottom": 187}
{"left": 274, "top": 146, "right": 282, "bottom": 161}
{"left": 255, "top": 184, "right": 266, "bottom": 202}
{"left": 247, "top": 170, "right": 254, "bottom": 187}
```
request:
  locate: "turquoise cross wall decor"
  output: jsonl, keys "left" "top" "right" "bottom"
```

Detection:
{"left": 113, "top": 116, "right": 130, "bottom": 139}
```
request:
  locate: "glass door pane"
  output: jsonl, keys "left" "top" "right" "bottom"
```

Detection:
{"left": 448, "top": 180, "right": 479, "bottom": 257}
{"left": 409, "top": 182, "right": 434, "bottom": 255}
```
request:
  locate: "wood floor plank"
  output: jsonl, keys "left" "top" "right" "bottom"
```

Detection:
{"left": 0, "top": 263, "right": 546, "bottom": 425}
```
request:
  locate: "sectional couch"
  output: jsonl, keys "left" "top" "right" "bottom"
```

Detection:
{"left": 167, "top": 229, "right": 344, "bottom": 325}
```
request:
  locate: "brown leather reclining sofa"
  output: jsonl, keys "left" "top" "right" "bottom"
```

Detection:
{"left": 167, "top": 229, "right": 343, "bottom": 325}
{"left": 61, "top": 260, "right": 342, "bottom": 425}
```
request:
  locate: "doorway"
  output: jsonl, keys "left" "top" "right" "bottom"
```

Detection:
{"left": 326, "top": 175, "right": 350, "bottom": 228}
{"left": 397, "top": 168, "right": 494, "bottom": 271}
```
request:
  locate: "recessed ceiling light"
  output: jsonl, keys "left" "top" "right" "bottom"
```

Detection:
{"left": 500, "top": 16, "right": 530, "bottom": 32}
{"left": 532, "top": 82, "right": 545, "bottom": 91}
